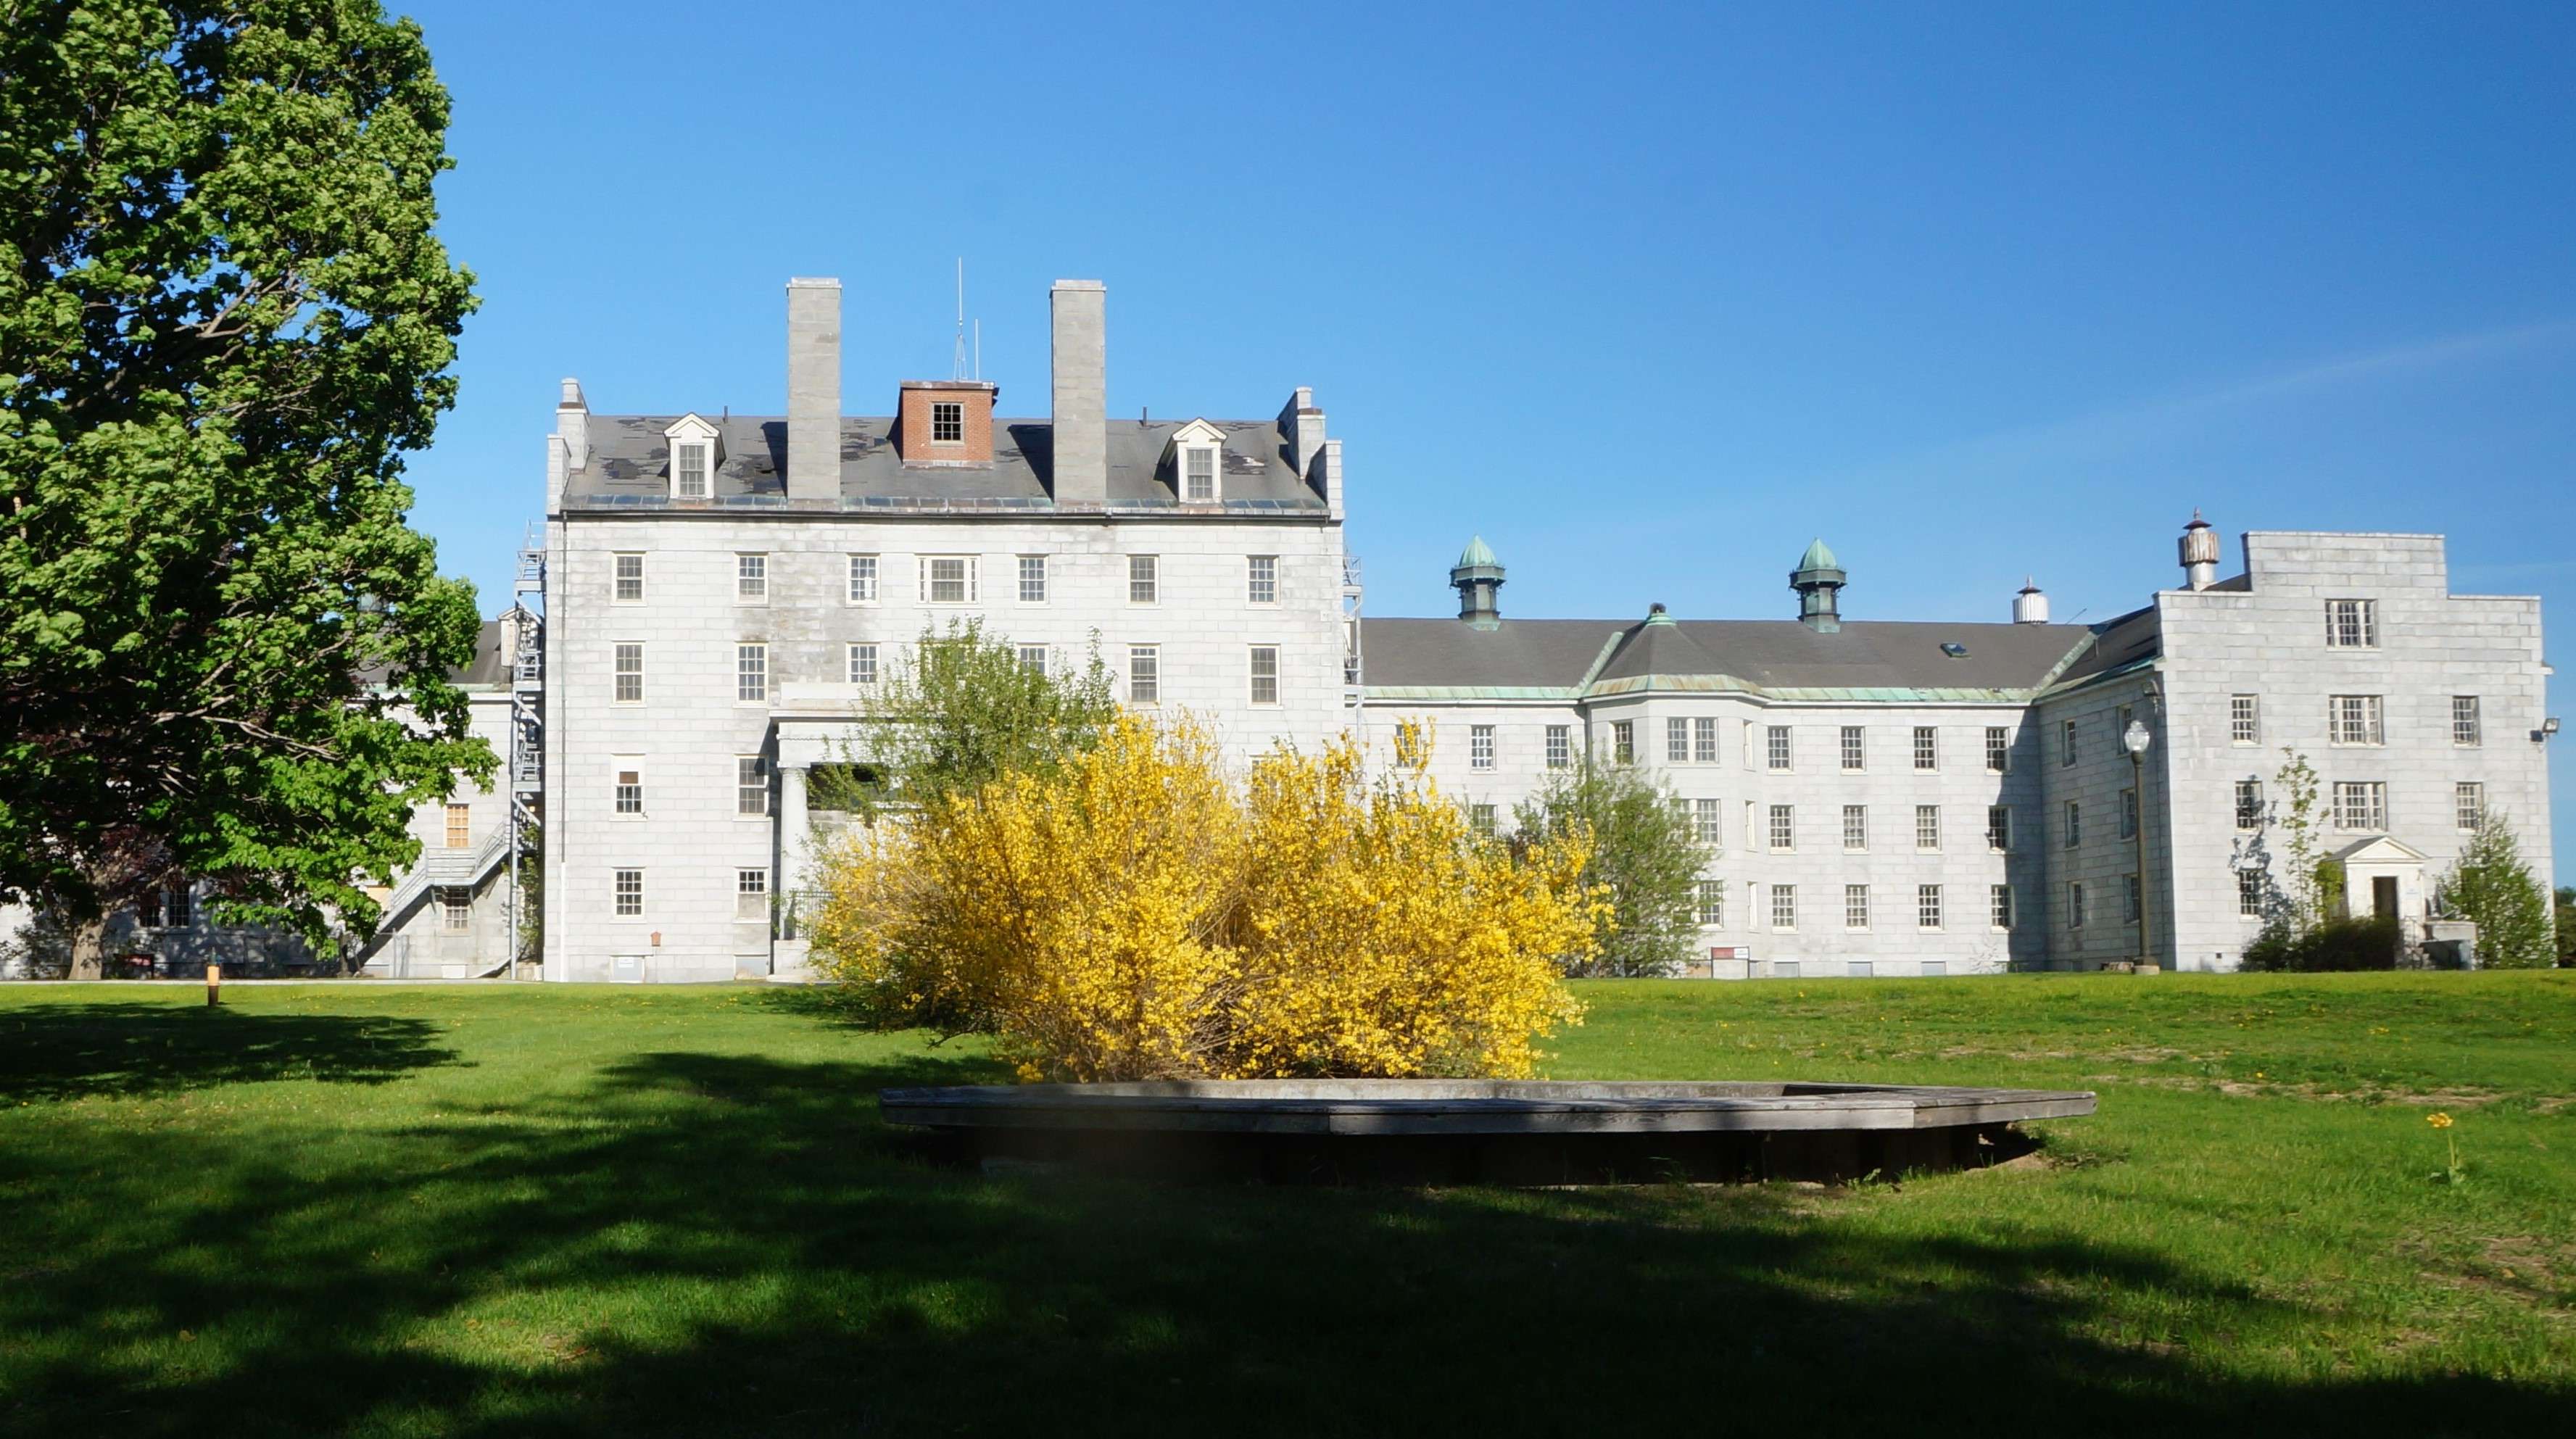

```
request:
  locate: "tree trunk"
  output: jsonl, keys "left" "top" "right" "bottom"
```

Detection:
{"left": 68, "top": 914, "right": 107, "bottom": 980}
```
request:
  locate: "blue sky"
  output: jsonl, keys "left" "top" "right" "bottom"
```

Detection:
{"left": 397, "top": 0, "right": 2576, "bottom": 867}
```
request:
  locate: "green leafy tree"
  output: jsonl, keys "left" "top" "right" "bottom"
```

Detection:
{"left": 1511, "top": 762, "right": 1710, "bottom": 977}
{"left": 2438, "top": 810, "right": 2554, "bottom": 969}
{"left": 1, "top": 2, "right": 485, "bottom": 976}
{"left": 819, "top": 618, "right": 1119, "bottom": 819}
{"left": 2556, "top": 887, "right": 2575, "bottom": 969}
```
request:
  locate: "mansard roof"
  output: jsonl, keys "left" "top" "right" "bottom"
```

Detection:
{"left": 562, "top": 415, "right": 1325, "bottom": 513}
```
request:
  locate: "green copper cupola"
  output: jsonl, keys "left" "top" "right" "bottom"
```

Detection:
{"left": 1790, "top": 536, "right": 1846, "bottom": 632}
{"left": 1451, "top": 534, "right": 1504, "bottom": 629}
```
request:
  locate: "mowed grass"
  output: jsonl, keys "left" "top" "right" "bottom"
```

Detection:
{"left": 1, "top": 974, "right": 2571, "bottom": 1438}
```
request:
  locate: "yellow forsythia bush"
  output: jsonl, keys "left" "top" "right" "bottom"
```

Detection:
{"left": 808, "top": 714, "right": 1603, "bottom": 1081}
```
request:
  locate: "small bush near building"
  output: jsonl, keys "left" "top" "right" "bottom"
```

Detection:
{"left": 2242, "top": 915, "right": 2401, "bottom": 973}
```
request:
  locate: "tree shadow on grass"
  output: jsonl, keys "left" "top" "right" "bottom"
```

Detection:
{"left": 0, "top": 1003, "right": 463, "bottom": 1102}
{"left": 0, "top": 1047, "right": 2564, "bottom": 1438}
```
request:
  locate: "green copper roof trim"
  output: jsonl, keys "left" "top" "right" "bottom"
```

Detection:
{"left": 1454, "top": 534, "right": 1499, "bottom": 569}
{"left": 1361, "top": 673, "right": 2045, "bottom": 705}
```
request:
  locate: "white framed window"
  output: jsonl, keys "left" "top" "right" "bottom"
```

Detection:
{"left": 1248, "top": 555, "right": 1277, "bottom": 605}
{"left": 1773, "top": 961, "right": 1800, "bottom": 979}
{"left": 613, "top": 642, "right": 644, "bottom": 704}
{"left": 2332, "top": 781, "right": 2387, "bottom": 832}
{"left": 931, "top": 400, "right": 964, "bottom": 444}
{"left": 2328, "top": 694, "right": 2385, "bottom": 746}
{"left": 1913, "top": 726, "right": 1938, "bottom": 771}
{"left": 2238, "top": 867, "right": 2265, "bottom": 918}
{"left": 2115, "top": 705, "right": 2135, "bottom": 758}
{"left": 2230, "top": 695, "right": 2260, "bottom": 745}
{"left": 1128, "top": 645, "right": 1159, "bottom": 705}
{"left": 1768, "top": 803, "right": 1795, "bottom": 852}
{"left": 1612, "top": 721, "right": 1635, "bottom": 764}
{"left": 1917, "top": 883, "right": 1944, "bottom": 932}
{"left": 1694, "top": 717, "right": 1718, "bottom": 763}
{"left": 444, "top": 803, "right": 471, "bottom": 849}
{"left": 735, "top": 643, "right": 767, "bottom": 703}
{"left": 921, "top": 555, "right": 978, "bottom": 604}
{"left": 1990, "top": 883, "right": 2015, "bottom": 931}
{"left": 2123, "top": 874, "right": 2142, "bottom": 925}
{"left": 613, "top": 552, "right": 645, "bottom": 603}
{"left": 1545, "top": 725, "right": 1572, "bottom": 770}
{"left": 1018, "top": 555, "right": 1048, "bottom": 604}
{"left": 1985, "top": 726, "right": 2009, "bottom": 774}
{"left": 2455, "top": 781, "right": 2485, "bottom": 832}
{"left": 737, "top": 755, "right": 768, "bottom": 817}
{"left": 613, "top": 868, "right": 644, "bottom": 917}
{"left": 2326, "top": 598, "right": 2378, "bottom": 648}
{"left": 847, "top": 554, "right": 879, "bottom": 603}
{"left": 1770, "top": 884, "right": 1797, "bottom": 932}
{"left": 1184, "top": 445, "right": 1217, "bottom": 501}
{"left": 2063, "top": 800, "right": 2082, "bottom": 847}
{"left": 441, "top": 887, "right": 471, "bottom": 932}
{"left": 1844, "top": 884, "right": 1871, "bottom": 932}
{"left": 1667, "top": 718, "right": 1690, "bottom": 763}
{"left": 2452, "top": 696, "right": 2482, "bottom": 747}
{"left": 1127, "top": 555, "right": 1159, "bottom": 605}
{"left": 1470, "top": 723, "right": 1495, "bottom": 770}
{"left": 848, "top": 642, "right": 878, "bottom": 686}
{"left": 613, "top": 761, "right": 643, "bottom": 817}
{"left": 1697, "top": 881, "right": 1724, "bottom": 927}
{"left": 1469, "top": 803, "right": 1497, "bottom": 837}
{"left": 1250, "top": 646, "right": 1281, "bottom": 706}
{"left": 164, "top": 885, "right": 192, "bottom": 927}
{"left": 676, "top": 443, "right": 708, "bottom": 498}
{"left": 2059, "top": 718, "right": 2078, "bottom": 767}
{"left": 1840, "top": 725, "right": 1865, "bottom": 772}
{"left": 1984, "top": 805, "right": 2010, "bottom": 852}
{"left": 1693, "top": 798, "right": 1722, "bottom": 845}
{"left": 2119, "top": 787, "right": 2139, "bottom": 839}
{"left": 1842, "top": 803, "right": 1867, "bottom": 852}
{"left": 2067, "top": 880, "right": 2086, "bottom": 930}
{"left": 1767, "top": 725, "right": 1792, "bottom": 771}
{"left": 736, "top": 552, "right": 767, "bottom": 602}
{"left": 737, "top": 867, "right": 769, "bottom": 921}
{"left": 1018, "top": 644, "right": 1048, "bottom": 676}
{"left": 1915, "top": 804, "right": 1942, "bottom": 852}
{"left": 2235, "top": 779, "right": 2264, "bottom": 830}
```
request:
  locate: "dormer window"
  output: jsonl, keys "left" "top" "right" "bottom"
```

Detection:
{"left": 1185, "top": 447, "right": 1215, "bottom": 500}
{"left": 1167, "top": 419, "right": 1228, "bottom": 502}
{"left": 932, "top": 402, "right": 964, "bottom": 444}
{"left": 663, "top": 414, "right": 724, "bottom": 500}
{"left": 678, "top": 444, "right": 708, "bottom": 497}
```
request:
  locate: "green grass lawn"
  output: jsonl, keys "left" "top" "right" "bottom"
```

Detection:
{"left": 2, "top": 973, "right": 2570, "bottom": 1437}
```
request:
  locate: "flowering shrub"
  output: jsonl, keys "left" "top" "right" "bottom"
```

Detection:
{"left": 808, "top": 716, "right": 1602, "bottom": 1081}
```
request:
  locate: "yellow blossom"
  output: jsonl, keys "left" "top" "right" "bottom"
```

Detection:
{"left": 2427, "top": 1112, "right": 2453, "bottom": 1129}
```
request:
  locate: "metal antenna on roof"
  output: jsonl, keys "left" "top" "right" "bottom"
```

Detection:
{"left": 952, "top": 258, "right": 968, "bottom": 381}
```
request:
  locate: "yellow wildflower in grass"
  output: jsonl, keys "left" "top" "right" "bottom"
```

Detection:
{"left": 809, "top": 715, "right": 1602, "bottom": 1082}
{"left": 2426, "top": 1111, "right": 2453, "bottom": 1129}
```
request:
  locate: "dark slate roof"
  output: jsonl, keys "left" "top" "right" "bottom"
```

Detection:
{"left": 2042, "top": 605, "right": 2163, "bottom": 690}
{"left": 1360, "top": 616, "right": 2105, "bottom": 698}
{"left": 565, "top": 415, "right": 1324, "bottom": 510}
{"left": 456, "top": 618, "right": 512, "bottom": 687}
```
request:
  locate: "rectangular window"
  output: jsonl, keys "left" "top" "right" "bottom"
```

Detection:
{"left": 1841, "top": 726, "right": 1865, "bottom": 772}
{"left": 737, "top": 755, "right": 768, "bottom": 817}
{"left": 1668, "top": 717, "right": 1691, "bottom": 763}
{"left": 2326, "top": 598, "right": 2378, "bottom": 648}
{"left": 444, "top": 803, "right": 471, "bottom": 849}
{"left": 1249, "top": 646, "right": 1281, "bottom": 706}
{"left": 1986, "top": 806, "right": 2011, "bottom": 852}
{"left": 1612, "top": 721, "right": 1635, "bottom": 765}
{"left": 1844, "top": 884, "right": 1871, "bottom": 931}
{"left": 613, "top": 764, "right": 642, "bottom": 816}
{"left": 1693, "top": 798, "right": 1723, "bottom": 846}
{"left": 1017, "top": 644, "right": 1048, "bottom": 676}
{"left": 2332, "top": 781, "right": 2387, "bottom": 832}
{"left": 1185, "top": 447, "right": 1217, "bottom": 501}
{"left": 2119, "top": 787, "right": 2139, "bottom": 840}
{"left": 1915, "top": 804, "right": 1942, "bottom": 852}
{"left": 2230, "top": 694, "right": 2261, "bottom": 745}
{"left": 1986, "top": 726, "right": 2009, "bottom": 773}
{"left": 1913, "top": 726, "right": 1938, "bottom": 771}
{"left": 1768, "top": 804, "right": 1795, "bottom": 852}
{"left": 1990, "top": 883, "right": 2015, "bottom": 931}
{"left": 2067, "top": 881, "right": 2086, "bottom": 930}
{"left": 613, "top": 868, "right": 643, "bottom": 918}
{"left": 2235, "top": 779, "right": 2264, "bottom": 830}
{"left": 1467, "top": 804, "right": 1497, "bottom": 837}
{"left": 848, "top": 642, "right": 878, "bottom": 686}
{"left": 1127, "top": 555, "right": 1159, "bottom": 605}
{"left": 1694, "top": 717, "right": 1718, "bottom": 763}
{"left": 1842, "top": 804, "right": 1867, "bottom": 852}
{"left": 1918, "top": 884, "right": 1945, "bottom": 932}
{"left": 2455, "top": 781, "right": 2485, "bottom": 832}
{"left": 2115, "top": 705, "right": 2135, "bottom": 757}
{"left": 2452, "top": 696, "right": 2482, "bottom": 747}
{"left": 165, "top": 886, "right": 191, "bottom": 927}
{"left": 922, "top": 555, "right": 977, "bottom": 604}
{"left": 1470, "top": 723, "right": 1495, "bottom": 770}
{"left": 2123, "top": 874, "right": 2142, "bottom": 925}
{"left": 2063, "top": 800, "right": 2082, "bottom": 847}
{"left": 1767, "top": 725, "right": 1792, "bottom": 771}
{"left": 1128, "top": 646, "right": 1159, "bottom": 704}
{"left": 137, "top": 890, "right": 162, "bottom": 927}
{"left": 1697, "top": 881, "right": 1725, "bottom": 927}
{"left": 847, "top": 554, "right": 879, "bottom": 603}
{"left": 613, "top": 643, "right": 644, "bottom": 704}
{"left": 1018, "top": 555, "right": 1048, "bottom": 603}
{"left": 737, "top": 867, "right": 769, "bottom": 921}
{"left": 736, "top": 552, "right": 766, "bottom": 602}
{"left": 932, "top": 400, "right": 964, "bottom": 443}
{"left": 676, "top": 444, "right": 708, "bottom": 498}
{"left": 1248, "top": 555, "right": 1277, "bottom": 605}
{"left": 1545, "top": 725, "right": 1572, "bottom": 770}
{"left": 1771, "top": 884, "right": 1798, "bottom": 932}
{"left": 441, "top": 887, "right": 471, "bottom": 932}
{"left": 2238, "top": 868, "right": 2265, "bottom": 918}
{"left": 2329, "top": 694, "right": 2385, "bottom": 746}
{"left": 735, "top": 643, "right": 767, "bottom": 702}
{"left": 2060, "top": 718, "right": 2078, "bottom": 767}
{"left": 613, "top": 552, "right": 645, "bottom": 603}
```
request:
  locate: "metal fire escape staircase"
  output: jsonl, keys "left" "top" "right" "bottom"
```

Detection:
{"left": 502, "top": 527, "right": 545, "bottom": 979}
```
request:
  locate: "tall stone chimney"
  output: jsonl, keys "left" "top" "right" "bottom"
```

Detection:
{"left": 555, "top": 378, "right": 588, "bottom": 470}
{"left": 1049, "top": 280, "right": 1107, "bottom": 507}
{"left": 2179, "top": 510, "right": 2220, "bottom": 590}
{"left": 785, "top": 278, "right": 841, "bottom": 502}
